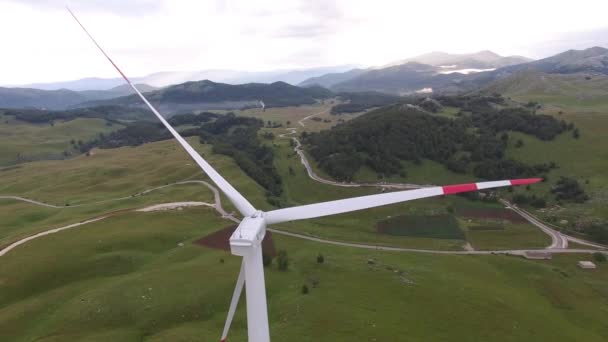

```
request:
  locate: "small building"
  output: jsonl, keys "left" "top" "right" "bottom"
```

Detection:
{"left": 578, "top": 261, "right": 597, "bottom": 269}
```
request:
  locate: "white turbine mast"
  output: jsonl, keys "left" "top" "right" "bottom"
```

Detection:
{"left": 68, "top": 8, "right": 542, "bottom": 342}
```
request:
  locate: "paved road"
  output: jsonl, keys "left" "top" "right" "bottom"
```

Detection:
{"left": 500, "top": 199, "right": 568, "bottom": 249}
{"left": 267, "top": 228, "right": 605, "bottom": 256}
{"left": 280, "top": 122, "right": 606, "bottom": 252}
{"left": 1, "top": 121, "right": 605, "bottom": 256}
{"left": 279, "top": 129, "right": 426, "bottom": 190}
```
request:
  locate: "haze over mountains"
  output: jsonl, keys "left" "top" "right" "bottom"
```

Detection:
{"left": 1, "top": 47, "right": 607, "bottom": 110}
{"left": 81, "top": 80, "right": 332, "bottom": 112}
{"left": 18, "top": 65, "right": 359, "bottom": 91}
{"left": 0, "top": 83, "right": 157, "bottom": 110}
{"left": 302, "top": 47, "right": 608, "bottom": 95}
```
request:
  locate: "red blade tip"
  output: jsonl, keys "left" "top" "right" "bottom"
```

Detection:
{"left": 510, "top": 178, "right": 543, "bottom": 186}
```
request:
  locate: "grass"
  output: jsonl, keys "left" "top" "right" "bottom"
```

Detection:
{"left": 0, "top": 115, "right": 120, "bottom": 166}
{"left": 1, "top": 104, "right": 607, "bottom": 340}
{"left": 1, "top": 208, "right": 607, "bottom": 341}
{"left": 377, "top": 214, "right": 464, "bottom": 239}
{"left": 500, "top": 90, "right": 608, "bottom": 230}
{"left": 0, "top": 137, "right": 270, "bottom": 247}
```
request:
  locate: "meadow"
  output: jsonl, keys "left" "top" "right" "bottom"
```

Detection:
{"left": 1, "top": 207, "right": 608, "bottom": 341}
{"left": 0, "top": 114, "right": 120, "bottom": 166}
{"left": 1, "top": 103, "right": 607, "bottom": 341}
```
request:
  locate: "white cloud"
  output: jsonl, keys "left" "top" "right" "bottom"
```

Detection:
{"left": 1, "top": 0, "right": 608, "bottom": 85}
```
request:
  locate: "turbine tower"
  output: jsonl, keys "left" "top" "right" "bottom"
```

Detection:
{"left": 68, "top": 8, "right": 542, "bottom": 342}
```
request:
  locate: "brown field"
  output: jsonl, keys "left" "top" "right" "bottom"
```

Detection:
{"left": 195, "top": 225, "right": 277, "bottom": 256}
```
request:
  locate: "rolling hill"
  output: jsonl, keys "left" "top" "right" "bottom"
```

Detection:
{"left": 0, "top": 84, "right": 156, "bottom": 110}
{"left": 302, "top": 47, "right": 607, "bottom": 95}
{"left": 20, "top": 65, "right": 359, "bottom": 90}
{"left": 298, "top": 68, "right": 367, "bottom": 88}
{"left": 502, "top": 46, "right": 608, "bottom": 75}
{"left": 83, "top": 80, "right": 333, "bottom": 111}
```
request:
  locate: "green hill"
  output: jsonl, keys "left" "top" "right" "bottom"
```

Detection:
{"left": 84, "top": 80, "right": 332, "bottom": 109}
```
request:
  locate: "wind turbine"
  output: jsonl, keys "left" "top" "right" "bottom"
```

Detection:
{"left": 68, "top": 8, "right": 542, "bottom": 342}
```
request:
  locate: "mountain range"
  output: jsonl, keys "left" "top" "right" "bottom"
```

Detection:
{"left": 0, "top": 83, "right": 157, "bottom": 110}
{"left": 2, "top": 47, "right": 607, "bottom": 110}
{"left": 18, "top": 65, "right": 359, "bottom": 91}
{"left": 80, "top": 80, "right": 332, "bottom": 112}
{"left": 301, "top": 47, "right": 608, "bottom": 95}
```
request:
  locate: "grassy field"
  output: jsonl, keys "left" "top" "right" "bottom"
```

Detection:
{"left": 377, "top": 214, "right": 464, "bottom": 239}
{"left": 1, "top": 103, "right": 607, "bottom": 341}
{"left": 1, "top": 208, "right": 607, "bottom": 341}
{"left": 0, "top": 114, "right": 120, "bottom": 166}
{"left": 0, "top": 137, "right": 270, "bottom": 248}
{"left": 498, "top": 86, "right": 608, "bottom": 231}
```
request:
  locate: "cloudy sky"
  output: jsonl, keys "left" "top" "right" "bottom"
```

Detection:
{"left": 2, "top": 0, "right": 608, "bottom": 85}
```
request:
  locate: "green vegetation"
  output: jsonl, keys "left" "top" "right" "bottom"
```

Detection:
{"left": 551, "top": 176, "right": 589, "bottom": 203}
{"left": 377, "top": 214, "right": 464, "bottom": 240}
{"left": 1, "top": 210, "right": 607, "bottom": 341}
{"left": 201, "top": 113, "right": 283, "bottom": 203}
{"left": 2, "top": 105, "right": 151, "bottom": 124}
{"left": 330, "top": 92, "right": 403, "bottom": 114}
{"left": 304, "top": 99, "right": 563, "bottom": 181}
{"left": 0, "top": 114, "right": 121, "bottom": 166}
{"left": 92, "top": 80, "right": 332, "bottom": 108}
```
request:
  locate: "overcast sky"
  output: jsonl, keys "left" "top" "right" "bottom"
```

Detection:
{"left": 2, "top": 0, "right": 608, "bottom": 85}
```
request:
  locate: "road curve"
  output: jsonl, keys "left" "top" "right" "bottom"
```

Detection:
{"left": 267, "top": 228, "right": 604, "bottom": 256}
{"left": 1, "top": 122, "right": 605, "bottom": 255}
{"left": 500, "top": 199, "right": 568, "bottom": 249}
{"left": 280, "top": 123, "right": 605, "bottom": 251}
{"left": 279, "top": 129, "right": 426, "bottom": 190}
{"left": 0, "top": 216, "right": 108, "bottom": 257}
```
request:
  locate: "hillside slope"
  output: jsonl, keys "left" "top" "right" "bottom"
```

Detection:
{"left": 83, "top": 80, "right": 332, "bottom": 111}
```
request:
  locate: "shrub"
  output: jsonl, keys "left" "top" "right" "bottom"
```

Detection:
{"left": 593, "top": 252, "right": 606, "bottom": 263}
{"left": 301, "top": 285, "right": 309, "bottom": 294}
{"left": 263, "top": 253, "right": 272, "bottom": 267}
{"left": 277, "top": 250, "right": 289, "bottom": 271}
{"left": 317, "top": 254, "right": 325, "bottom": 264}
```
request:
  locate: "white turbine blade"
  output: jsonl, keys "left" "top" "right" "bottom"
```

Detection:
{"left": 67, "top": 7, "right": 256, "bottom": 217}
{"left": 265, "top": 178, "right": 542, "bottom": 225}
{"left": 221, "top": 260, "right": 245, "bottom": 342}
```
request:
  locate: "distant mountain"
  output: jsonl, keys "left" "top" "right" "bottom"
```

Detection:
{"left": 18, "top": 65, "right": 359, "bottom": 91}
{"left": 318, "top": 47, "right": 607, "bottom": 95}
{"left": 386, "top": 50, "right": 532, "bottom": 70}
{"left": 481, "top": 70, "right": 608, "bottom": 100}
{"left": 331, "top": 63, "right": 441, "bottom": 94}
{"left": 0, "top": 84, "right": 157, "bottom": 110}
{"left": 81, "top": 80, "right": 332, "bottom": 112}
{"left": 78, "top": 84, "right": 158, "bottom": 102}
{"left": 299, "top": 68, "right": 367, "bottom": 88}
{"left": 0, "top": 87, "right": 88, "bottom": 110}
{"left": 501, "top": 46, "right": 608, "bottom": 75}
{"left": 302, "top": 51, "right": 531, "bottom": 95}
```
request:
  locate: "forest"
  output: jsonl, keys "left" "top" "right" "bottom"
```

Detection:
{"left": 1, "top": 105, "right": 151, "bottom": 124}
{"left": 303, "top": 97, "right": 568, "bottom": 182}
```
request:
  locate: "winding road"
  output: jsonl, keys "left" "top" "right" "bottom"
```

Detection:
{"left": 1, "top": 113, "right": 606, "bottom": 257}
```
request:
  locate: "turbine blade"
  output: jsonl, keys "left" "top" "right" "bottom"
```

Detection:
{"left": 67, "top": 7, "right": 256, "bottom": 217}
{"left": 221, "top": 260, "right": 246, "bottom": 342}
{"left": 265, "top": 178, "right": 542, "bottom": 225}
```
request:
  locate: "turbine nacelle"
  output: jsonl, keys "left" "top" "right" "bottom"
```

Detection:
{"left": 229, "top": 212, "right": 266, "bottom": 257}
